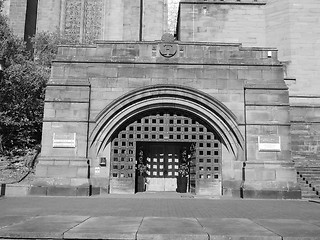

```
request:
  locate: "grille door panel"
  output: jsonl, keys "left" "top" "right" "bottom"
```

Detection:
{"left": 110, "top": 110, "right": 222, "bottom": 195}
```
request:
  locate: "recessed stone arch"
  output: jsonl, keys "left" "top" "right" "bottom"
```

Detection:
{"left": 90, "top": 84, "right": 244, "bottom": 159}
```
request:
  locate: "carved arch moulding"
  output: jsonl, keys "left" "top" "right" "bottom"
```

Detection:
{"left": 90, "top": 85, "right": 245, "bottom": 159}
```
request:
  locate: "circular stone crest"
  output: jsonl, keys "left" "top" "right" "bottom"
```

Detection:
{"left": 160, "top": 33, "right": 177, "bottom": 58}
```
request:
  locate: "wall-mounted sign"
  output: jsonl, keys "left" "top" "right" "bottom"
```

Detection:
{"left": 258, "top": 136, "right": 281, "bottom": 152}
{"left": 100, "top": 157, "right": 107, "bottom": 167}
{"left": 95, "top": 167, "right": 101, "bottom": 175}
{"left": 52, "top": 133, "right": 76, "bottom": 148}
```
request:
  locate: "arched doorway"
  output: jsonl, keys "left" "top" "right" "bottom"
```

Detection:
{"left": 109, "top": 110, "right": 222, "bottom": 194}
{"left": 90, "top": 85, "right": 244, "bottom": 196}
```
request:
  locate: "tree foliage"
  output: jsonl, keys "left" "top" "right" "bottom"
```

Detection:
{"left": 0, "top": 14, "right": 47, "bottom": 154}
{"left": 0, "top": 10, "right": 77, "bottom": 155}
{"left": 32, "top": 30, "right": 79, "bottom": 68}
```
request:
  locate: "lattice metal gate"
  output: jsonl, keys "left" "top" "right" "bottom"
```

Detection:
{"left": 110, "top": 110, "right": 222, "bottom": 195}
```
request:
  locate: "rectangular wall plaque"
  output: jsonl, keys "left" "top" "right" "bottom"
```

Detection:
{"left": 258, "top": 136, "right": 281, "bottom": 152}
{"left": 53, "top": 133, "right": 76, "bottom": 148}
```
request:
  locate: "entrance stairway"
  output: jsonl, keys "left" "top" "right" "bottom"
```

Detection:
{"left": 294, "top": 159, "right": 320, "bottom": 199}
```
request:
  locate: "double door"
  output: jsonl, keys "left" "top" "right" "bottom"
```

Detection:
{"left": 145, "top": 143, "right": 183, "bottom": 192}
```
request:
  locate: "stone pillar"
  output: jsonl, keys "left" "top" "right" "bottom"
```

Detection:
{"left": 243, "top": 66, "right": 300, "bottom": 199}
{"left": 37, "top": 0, "right": 62, "bottom": 33}
{"left": 7, "top": 0, "right": 27, "bottom": 38}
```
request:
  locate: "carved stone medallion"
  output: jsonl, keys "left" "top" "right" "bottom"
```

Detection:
{"left": 159, "top": 33, "right": 177, "bottom": 58}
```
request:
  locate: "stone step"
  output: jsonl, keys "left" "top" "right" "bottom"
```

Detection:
{"left": 302, "top": 196, "right": 320, "bottom": 200}
{"left": 302, "top": 195, "right": 320, "bottom": 200}
{"left": 298, "top": 172, "right": 320, "bottom": 176}
{"left": 301, "top": 175, "right": 320, "bottom": 179}
{"left": 300, "top": 182, "right": 310, "bottom": 188}
{"left": 311, "top": 184, "right": 320, "bottom": 188}
{"left": 298, "top": 169, "right": 320, "bottom": 172}
{"left": 304, "top": 179, "right": 320, "bottom": 184}
{"left": 301, "top": 190, "right": 319, "bottom": 198}
{"left": 299, "top": 173, "right": 320, "bottom": 177}
{"left": 307, "top": 180, "right": 320, "bottom": 184}
{"left": 301, "top": 191, "right": 317, "bottom": 196}
{"left": 297, "top": 181, "right": 310, "bottom": 187}
{"left": 298, "top": 166, "right": 320, "bottom": 168}
{"left": 295, "top": 163, "right": 320, "bottom": 167}
{"left": 300, "top": 185, "right": 311, "bottom": 188}
{"left": 301, "top": 172, "right": 320, "bottom": 175}
{"left": 295, "top": 164, "right": 320, "bottom": 199}
{"left": 296, "top": 174, "right": 320, "bottom": 199}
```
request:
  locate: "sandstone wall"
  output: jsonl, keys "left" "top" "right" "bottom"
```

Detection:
{"left": 287, "top": 1, "right": 320, "bottom": 167}
{"left": 265, "top": 0, "right": 320, "bottom": 167}
{"left": 36, "top": 0, "right": 167, "bottom": 42}
{"left": 34, "top": 40, "right": 299, "bottom": 198}
{"left": 143, "top": 0, "right": 168, "bottom": 41}
{"left": 178, "top": 1, "right": 267, "bottom": 47}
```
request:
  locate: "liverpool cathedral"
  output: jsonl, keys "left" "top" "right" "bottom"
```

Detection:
{"left": 3, "top": 0, "right": 320, "bottom": 199}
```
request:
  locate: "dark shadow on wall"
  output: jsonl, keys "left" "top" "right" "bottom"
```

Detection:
{"left": 24, "top": 0, "right": 38, "bottom": 50}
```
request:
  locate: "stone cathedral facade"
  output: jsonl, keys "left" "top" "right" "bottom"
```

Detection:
{"left": 3, "top": 0, "right": 320, "bottom": 198}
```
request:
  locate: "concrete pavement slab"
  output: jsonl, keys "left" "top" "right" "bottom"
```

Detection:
{"left": 0, "top": 215, "right": 89, "bottom": 239}
{"left": 0, "top": 216, "right": 34, "bottom": 229}
{"left": 309, "top": 220, "right": 320, "bottom": 228}
{"left": 254, "top": 219, "right": 320, "bottom": 240}
{"left": 64, "top": 216, "right": 143, "bottom": 240}
{"left": 137, "top": 217, "right": 208, "bottom": 240}
{"left": 198, "top": 218, "right": 281, "bottom": 240}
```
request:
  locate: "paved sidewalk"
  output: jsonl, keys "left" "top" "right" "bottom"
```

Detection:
{"left": 0, "top": 194, "right": 320, "bottom": 239}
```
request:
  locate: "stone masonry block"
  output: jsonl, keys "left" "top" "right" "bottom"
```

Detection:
{"left": 71, "top": 178, "right": 89, "bottom": 187}
{"left": 47, "top": 166, "right": 78, "bottom": 178}
{"left": 45, "top": 86, "right": 90, "bottom": 102}
{"left": 5, "top": 185, "right": 29, "bottom": 197}
{"left": 261, "top": 67, "right": 284, "bottom": 81}
{"left": 66, "top": 65, "right": 88, "bottom": 78}
{"left": 87, "top": 66, "right": 118, "bottom": 78}
{"left": 77, "top": 167, "right": 88, "bottom": 178}
{"left": 29, "top": 186, "right": 47, "bottom": 196}
{"left": 47, "top": 187, "right": 77, "bottom": 196}
{"left": 35, "top": 165, "right": 48, "bottom": 177}
{"left": 127, "top": 78, "right": 152, "bottom": 88}
{"left": 246, "top": 169, "right": 276, "bottom": 181}
{"left": 276, "top": 168, "right": 297, "bottom": 182}
{"left": 176, "top": 68, "right": 197, "bottom": 79}
{"left": 53, "top": 102, "right": 89, "bottom": 121}
{"left": 118, "top": 67, "right": 147, "bottom": 78}
{"left": 227, "top": 80, "right": 244, "bottom": 90}
{"left": 246, "top": 89, "right": 289, "bottom": 106}
{"left": 53, "top": 178, "right": 71, "bottom": 186}
{"left": 246, "top": 106, "right": 289, "bottom": 124}
{"left": 145, "top": 67, "right": 175, "bottom": 79}
{"left": 50, "top": 65, "right": 66, "bottom": 79}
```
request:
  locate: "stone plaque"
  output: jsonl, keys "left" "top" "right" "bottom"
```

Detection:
{"left": 52, "top": 133, "right": 76, "bottom": 148}
{"left": 95, "top": 167, "right": 101, "bottom": 175}
{"left": 258, "top": 136, "right": 281, "bottom": 152}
